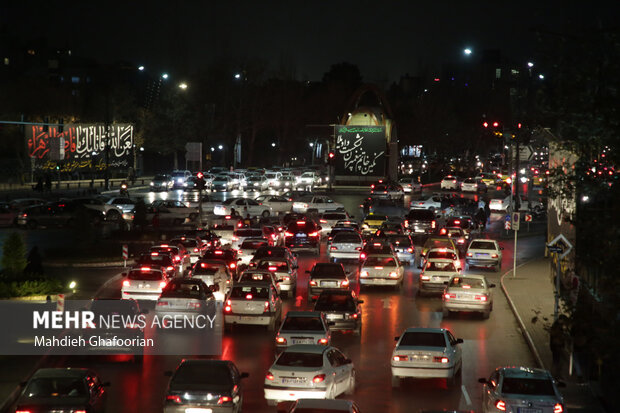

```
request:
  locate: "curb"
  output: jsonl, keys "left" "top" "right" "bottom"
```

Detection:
{"left": 45, "top": 261, "right": 126, "bottom": 268}
{"left": 500, "top": 260, "right": 546, "bottom": 369}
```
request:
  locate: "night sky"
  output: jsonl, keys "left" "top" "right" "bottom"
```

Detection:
{"left": 2, "top": 1, "right": 617, "bottom": 82}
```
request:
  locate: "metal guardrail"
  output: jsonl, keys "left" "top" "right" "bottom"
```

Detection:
{"left": 0, "top": 178, "right": 153, "bottom": 192}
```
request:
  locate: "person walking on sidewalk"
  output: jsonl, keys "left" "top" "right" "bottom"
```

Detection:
{"left": 550, "top": 315, "right": 570, "bottom": 379}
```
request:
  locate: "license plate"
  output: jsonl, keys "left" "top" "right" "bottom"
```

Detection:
{"left": 240, "top": 316, "right": 255, "bottom": 321}
{"left": 327, "top": 314, "right": 343, "bottom": 319}
{"left": 297, "top": 233, "right": 307, "bottom": 238}
{"left": 292, "top": 339, "right": 313, "bottom": 344}
{"left": 476, "top": 253, "right": 489, "bottom": 257}
{"left": 518, "top": 409, "right": 542, "bottom": 413}
{"left": 185, "top": 409, "right": 213, "bottom": 413}
{"left": 414, "top": 229, "right": 424, "bottom": 233}
{"left": 322, "top": 281, "right": 337, "bottom": 287}
{"left": 282, "top": 378, "right": 306, "bottom": 385}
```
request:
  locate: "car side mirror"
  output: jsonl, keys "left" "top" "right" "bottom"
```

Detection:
{"left": 456, "top": 338, "right": 464, "bottom": 344}
{"left": 164, "top": 371, "right": 173, "bottom": 377}
{"left": 478, "top": 378, "right": 487, "bottom": 384}
{"left": 489, "top": 283, "right": 496, "bottom": 288}
{"left": 240, "top": 372, "right": 249, "bottom": 379}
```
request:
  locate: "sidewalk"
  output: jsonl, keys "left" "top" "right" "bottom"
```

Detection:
{"left": 501, "top": 258, "right": 607, "bottom": 412}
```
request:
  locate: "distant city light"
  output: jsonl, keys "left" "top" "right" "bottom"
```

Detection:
{"left": 138, "top": 66, "right": 145, "bottom": 71}
{"left": 234, "top": 73, "right": 241, "bottom": 79}
{"left": 527, "top": 62, "right": 534, "bottom": 68}
{"left": 464, "top": 48, "right": 472, "bottom": 55}
{"left": 210, "top": 147, "right": 215, "bottom": 152}
{"left": 309, "top": 142, "right": 314, "bottom": 147}
{"left": 271, "top": 142, "right": 276, "bottom": 147}
{"left": 162, "top": 73, "right": 169, "bottom": 79}
{"left": 538, "top": 74, "right": 545, "bottom": 79}
{"left": 178, "top": 82, "right": 188, "bottom": 89}
{"left": 218, "top": 145, "right": 223, "bottom": 150}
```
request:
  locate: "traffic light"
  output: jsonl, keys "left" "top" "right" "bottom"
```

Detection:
{"left": 328, "top": 152, "right": 335, "bottom": 160}
{"left": 196, "top": 172, "right": 206, "bottom": 190}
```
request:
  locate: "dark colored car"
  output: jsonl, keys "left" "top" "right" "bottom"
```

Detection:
{"left": 16, "top": 201, "right": 105, "bottom": 229}
{"left": 16, "top": 368, "right": 108, "bottom": 413}
{"left": 183, "top": 229, "right": 222, "bottom": 249}
{"left": 445, "top": 216, "right": 477, "bottom": 236}
{"left": 203, "top": 248, "right": 240, "bottom": 274}
{"left": 283, "top": 220, "right": 321, "bottom": 254}
{"left": 313, "top": 290, "right": 363, "bottom": 335}
{"left": 249, "top": 246, "right": 297, "bottom": 269}
{"left": 306, "top": 263, "right": 349, "bottom": 300}
{"left": 164, "top": 359, "right": 249, "bottom": 413}
{"left": 86, "top": 299, "right": 146, "bottom": 357}
{"left": 360, "top": 241, "right": 394, "bottom": 261}
{"left": 406, "top": 208, "right": 437, "bottom": 235}
{"left": 135, "top": 252, "right": 178, "bottom": 278}
{"left": 375, "top": 221, "right": 405, "bottom": 237}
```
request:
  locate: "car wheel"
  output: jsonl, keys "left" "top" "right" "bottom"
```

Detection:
{"left": 345, "top": 369, "right": 356, "bottom": 395}
{"left": 391, "top": 376, "right": 401, "bottom": 388}
{"left": 261, "top": 210, "right": 270, "bottom": 218}
{"left": 107, "top": 210, "right": 121, "bottom": 221}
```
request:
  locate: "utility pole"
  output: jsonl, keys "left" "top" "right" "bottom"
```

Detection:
{"left": 104, "top": 90, "right": 111, "bottom": 191}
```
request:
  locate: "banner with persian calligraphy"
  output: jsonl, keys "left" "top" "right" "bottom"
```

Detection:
{"left": 334, "top": 126, "right": 386, "bottom": 176}
{"left": 26, "top": 123, "right": 134, "bottom": 170}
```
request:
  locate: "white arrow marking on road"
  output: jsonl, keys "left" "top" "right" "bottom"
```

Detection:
{"left": 382, "top": 298, "right": 391, "bottom": 309}
{"left": 462, "top": 385, "right": 472, "bottom": 405}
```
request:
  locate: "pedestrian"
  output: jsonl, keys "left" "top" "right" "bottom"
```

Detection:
{"left": 477, "top": 198, "right": 486, "bottom": 210}
{"left": 243, "top": 214, "right": 252, "bottom": 227}
{"left": 550, "top": 315, "right": 569, "bottom": 379}
{"left": 484, "top": 201, "right": 491, "bottom": 223}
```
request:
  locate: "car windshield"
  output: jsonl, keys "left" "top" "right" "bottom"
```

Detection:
{"left": 449, "top": 277, "right": 485, "bottom": 289}
{"left": 364, "top": 257, "right": 396, "bottom": 267}
{"left": 428, "top": 251, "right": 457, "bottom": 260}
{"left": 230, "top": 286, "right": 269, "bottom": 299}
{"left": 281, "top": 316, "right": 324, "bottom": 331}
{"left": 332, "top": 233, "right": 361, "bottom": 243}
{"left": 470, "top": 241, "right": 496, "bottom": 250}
{"left": 254, "top": 248, "right": 285, "bottom": 259}
{"left": 137, "top": 254, "right": 173, "bottom": 265}
{"left": 315, "top": 295, "right": 356, "bottom": 312}
{"left": 173, "top": 363, "right": 232, "bottom": 386}
{"left": 128, "top": 270, "right": 163, "bottom": 281}
{"left": 501, "top": 377, "right": 556, "bottom": 396}
{"left": 390, "top": 236, "right": 412, "bottom": 247}
{"left": 241, "top": 240, "right": 268, "bottom": 249}
{"left": 24, "top": 377, "right": 88, "bottom": 398}
{"left": 239, "top": 272, "right": 272, "bottom": 282}
{"left": 276, "top": 352, "right": 323, "bottom": 368}
{"left": 400, "top": 332, "right": 446, "bottom": 347}
{"left": 425, "top": 261, "right": 456, "bottom": 272}
{"left": 312, "top": 264, "right": 345, "bottom": 278}
{"left": 323, "top": 213, "right": 346, "bottom": 220}
{"left": 257, "top": 261, "right": 288, "bottom": 272}
{"left": 160, "top": 282, "right": 204, "bottom": 298}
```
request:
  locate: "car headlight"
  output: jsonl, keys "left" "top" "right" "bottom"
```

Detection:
{"left": 150, "top": 182, "right": 154, "bottom": 186}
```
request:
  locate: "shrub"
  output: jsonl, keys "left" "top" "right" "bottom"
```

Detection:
{"left": 1, "top": 232, "right": 27, "bottom": 278}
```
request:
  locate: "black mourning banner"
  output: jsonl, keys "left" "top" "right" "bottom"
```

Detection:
{"left": 335, "top": 126, "right": 386, "bottom": 176}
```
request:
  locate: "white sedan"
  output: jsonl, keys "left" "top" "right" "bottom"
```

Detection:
{"left": 410, "top": 195, "right": 442, "bottom": 211}
{"left": 292, "top": 195, "right": 345, "bottom": 214}
{"left": 255, "top": 195, "right": 293, "bottom": 214}
{"left": 213, "top": 198, "right": 272, "bottom": 218}
{"left": 391, "top": 327, "right": 463, "bottom": 387}
{"left": 359, "top": 254, "right": 404, "bottom": 290}
{"left": 264, "top": 344, "right": 355, "bottom": 405}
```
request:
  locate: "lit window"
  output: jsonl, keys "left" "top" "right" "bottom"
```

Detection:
{"left": 3, "top": 57, "right": 8, "bottom": 65}
{"left": 495, "top": 68, "right": 501, "bottom": 79}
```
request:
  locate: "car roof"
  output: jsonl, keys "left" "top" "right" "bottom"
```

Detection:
{"left": 470, "top": 238, "right": 496, "bottom": 243}
{"left": 294, "top": 399, "right": 355, "bottom": 408}
{"left": 426, "top": 258, "right": 455, "bottom": 263}
{"left": 233, "top": 281, "right": 273, "bottom": 288}
{"left": 32, "top": 368, "right": 91, "bottom": 379}
{"left": 450, "top": 273, "right": 486, "bottom": 280}
{"left": 499, "top": 366, "right": 552, "bottom": 379}
{"left": 285, "top": 311, "right": 322, "bottom": 318}
{"left": 403, "top": 327, "right": 447, "bottom": 334}
{"left": 283, "top": 344, "right": 330, "bottom": 354}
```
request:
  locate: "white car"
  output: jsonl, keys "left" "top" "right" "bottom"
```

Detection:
{"left": 189, "top": 259, "right": 233, "bottom": 301}
{"left": 275, "top": 311, "right": 331, "bottom": 350}
{"left": 440, "top": 175, "right": 461, "bottom": 190}
{"left": 237, "top": 237, "right": 271, "bottom": 266}
{"left": 265, "top": 171, "right": 283, "bottom": 188}
{"left": 328, "top": 232, "right": 363, "bottom": 262}
{"left": 237, "top": 269, "right": 281, "bottom": 295}
{"left": 410, "top": 195, "right": 442, "bottom": 211}
{"left": 256, "top": 259, "right": 298, "bottom": 298}
{"left": 391, "top": 327, "right": 463, "bottom": 387}
{"left": 213, "top": 198, "right": 272, "bottom": 218}
{"left": 105, "top": 196, "right": 136, "bottom": 216}
{"left": 255, "top": 195, "right": 293, "bottom": 214}
{"left": 264, "top": 345, "right": 355, "bottom": 405}
{"left": 460, "top": 177, "right": 487, "bottom": 192}
{"left": 359, "top": 254, "right": 404, "bottom": 290}
{"left": 422, "top": 247, "right": 462, "bottom": 271}
{"left": 398, "top": 177, "right": 422, "bottom": 193}
{"left": 150, "top": 200, "right": 198, "bottom": 220}
{"left": 171, "top": 169, "right": 192, "bottom": 189}
{"left": 211, "top": 175, "right": 234, "bottom": 192}
{"left": 465, "top": 239, "right": 503, "bottom": 272}
{"left": 247, "top": 175, "right": 269, "bottom": 191}
{"left": 292, "top": 195, "right": 344, "bottom": 214}
{"left": 479, "top": 367, "right": 565, "bottom": 413}
{"left": 285, "top": 399, "right": 361, "bottom": 413}
{"left": 296, "top": 171, "right": 321, "bottom": 187}
{"left": 318, "top": 211, "right": 350, "bottom": 235}
{"left": 419, "top": 258, "right": 460, "bottom": 295}
{"left": 442, "top": 274, "right": 495, "bottom": 319}
{"left": 224, "top": 281, "right": 282, "bottom": 331}
{"left": 121, "top": 267, "right": 169, "bottom": 301}
{"left": 490, "top": 196, "right": 544, "bottom": 213}
{"left": 72, "top": 197, "right": 125, "bottom": 222}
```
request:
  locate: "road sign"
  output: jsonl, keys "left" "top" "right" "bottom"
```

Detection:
{"left": 504, "top": 221, "right": 511, "bottom": 230}
{"left": 547, "top": 234, "right": 574, "bottom": 259}
{"left": 515, "top": 145, "right": 534, "bottom": 162}
{"left": 512, "top": 212, "right": 520, "bottom": 230}
{"left": 524, "top": 213, "right": 532, "bottom": 222}
{"left": 185, "top": 142, "right": 202, "bottom": 162}
{"left": 122, "top": 244, "right": 128, "bottom": 267}
{"left": 505, "top": 214, "right": 511, "bottom": 222}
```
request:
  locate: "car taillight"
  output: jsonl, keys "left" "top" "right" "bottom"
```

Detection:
{"left": 265, "top": 371, "right": 274, "bottom": 381}
{"left": 166, "top": 266, "right": 174, "bottom": 271}
{"left": 159, "top": 281, "right": 166, "bottom": 288}
{"left": 224, "top": 302, "right": 232, "bottom": 312}
{"left": 407, "top": 247, "right": 413, "bottom": 253}
{"left": 312, "top": 374, "right": 326, "bottom": 383}
{"left": 320, "top": 219, "right": 327, "bottom": 223}
{"left": 360, "top": 271, "right": 368, "bottom": 278}
{"left": 495, "top": 400, "right": 506, "bottom": 411}
{"left": 355, "top": 246, "right": 362, "bottom": 251}
{"left": 444, "top": 293, "right": 456, "bottom": 300}
{"left": 187, "top": 302, "right": 201, "bottom": 309}
{"left": 374, "top": 266, "right": 384, "bottom": 270}
{"left": 393, "top": 355, "right": 408, "bottom": 361}
{"left": 193, "top": 248, "right": 199, "bottom": 252}
{"left": 421, "top": 275, "right": 430, "bottom": 281}
{"left": 276, "top": 336, "right": 287, "bottom": 345}
{"left": 268, "top": 266, "right": 277, "bottom": 271}
{"left": 122, "top": 280, "right": 130, "bottom": 287}
{"left": 553, "top": 403, "right": 564, "bottom": 413}
{"left": 284, "top": 276, "right": 290, "bottom": 281}
{"left": 433, "top": 356, "right": 449, "bottom": 363}
{"left": 229, "top": 263, "right": 236, "bottom": 269}
{"left": 491, "top": 253, "right": 498, "bottom": 258}
{"left": 308, "top": 232, "right": 319, "bottom": 237}
{"left": 174, "top": 256, "right": 181, "bottom": 262}
{"left": 431, "top": 220, "right": 436, "bottom": 229}
{"left": 351, "top": 313, "right": 358, "bottom": 319}
{"left": 457, "top": 239, "right": 465, "bottom": 244}
{"left": 157, "top": 301, "right": 169, "bottom": 306}
{"left": 166, "top": 395, "right": 182, "bottom": 404}
{"left": 466, "top": 252, "right": 473, "bottom": 257}
{"left": 284, "top": 231, "right": 293, "bottom": 237}
{"left": 330, "top": 246, "right": 338, "bottom": 250}
{"left": 475, "top": 295, "right": 488, "bottom": 301}
{"left": 360, "top": 252, "right": 366, "bottom": 260}
{"left": 341, "top": 280, "right": 349, "bottom": 287}
{"left": 309, "top": 280, "right": 317, "bottom": 286}
{"left": 264, "top": 301, "right": 270, "bottom": 311}
{"left": 217, "top": 396, "right": 232, "bottom": 405}
{"left": 20, "top": 213, "right": 27, "bottom": 218}
{"left": 318, "top": 338, "right": 328, "bottom": 345}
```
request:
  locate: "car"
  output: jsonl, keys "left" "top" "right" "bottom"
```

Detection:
{"left": 237, "top": 237, "right": 271, "bottom": 266}
{"left": 420, "top": 236, "right": 458, "bottom": 260}
{"left": 265, "top": 171, "right": 284, "bottom": 188}
{"left": 410, "top": 195, "right": 443, "bottom": 211}
{"left": 478, "top": 367, "right": 565, "bottom": 413}
{"left": 328, "top": 232, "right": 364, "bottom": 262}
{"left": 419, "top": 258, "right": 460, "bottom": 296}
{"left": 15, "top": 368, "right": 108, "bottom": 413}
{"left": 150, "top": 174, "right": 173, "bottom": 191}
{"left": 398, "top": 177, "right": 422, "bottom": 193}
{"left": 256, "top": 259, "right": 298, "bottom": 298}
{"left": 442, "top": 274, "right": 495, "bottom": 319}
{"left": 249, "top": 245, "right": 298, "bottom": 269}
{"left": 170, "top": 169, "right": 192, "bottom": 189}
{"left": 476, "top": 172, "right": 502, "bottom": 187}
{"left": 224, "top": 281, "right": 282, "bottom": 331}
{"left": 405, "top": 208, "right": 438, "bottom": 235}
{"left": 149, "top": 244, "right": 191, "bottom": 274}
{"left": 275, "top": 311, "right": 332, "bottom": 350}
{"left": 370, "top": 182, "right": 405, "bottom": 200}
{"left": 247, "top": 175, "right": 270, "bottom": 190}
{"left": 150, "top": 200, "right": 198, "bottom": 221}
{"left": 121, "top": 266, "right": 169, "bottom": 301}
{"left": 438, "top": 226, "right": 469, "bottom": 252}
{"left": 333, "top": 219, "right": 360, "bottom": 232}
{"left": 445, "top": 216, "right": 477, "bottom": 237}
{"left": 72, "top": 197, "right": 125, "bottom": 222}
{"left": 318, "top": 211, "right": 350, "bottom": 235}
{"left": 326, "top": 226, "right": 358, "bottom": 246}
{"left": 314, "top": 290, "right": 363, "bottom": 336}
{"left": 359, "top": 254, "right": 404, "bottom": 290}
{"left": 164, "top": 359, "right": 249, "bottom": 413}
{"left": 104, "top": 196, "right": 136, "bottom": 220}
{"left": 388, "top": 234, "right": 415, "bottom": 265}
{"left": 461, "top": 177, "right": 487, "bottom": 192}
{"left": 307, "top": 262, "right": 351, "bottom": 300}
{"left": 292, "top": 195, "right": 344, "bottom": 214}
{"left": 211, "top": 174, "right": 234, "bottom": 192}
{"left": 283, "top": 220, "right": 322, "bottom": 254}
{"left": 374, "top": 221, "right": 405, "bottom": 237}
{"left": 280, "top": 175, "right": 298, "bottom": 189}
{"left": 360, "top": 213, "right": 388, "bottom": 236}
{"left": 85, "top": 299, "right": 146, "bottom": 357}
{"left": 155, "top": 278, "right": 216, "bottom": 317}
{"left": 420, "top": 247, "right": 462, "bottom": 271}
{"left": 16, "top": 202, "right": 105, "bottom": 229}
{"left": 203, "top": 248, "right": 241, "bottom": 274}
{"left": 296, "top": 171, "right": 321, "bottom": 187}
{"left": 238, "top": 269, "right": 281, "bottom": 295}
{"left": 489, "top": 196, "right": 511, "bottom": 212}
{"left": 391, "top": 327, "right": 463, "bottom": 387}
{"left": 256, "top": 195, "right": 294, "bottom": 214}
{"left": 231, "top": 227, "right": 265, "bottom": 249}
{"left": 169, "top": 237, "right": 204, "bottom": 264}
{"left": 189, "top": 259, "right": 233, "bottom": 301}
{"left": 440, "top": 175, "right": 461, "bottom": 190}
{"left": 135, "top": 251, "right": 178, "bottom": 278}
{"left": 264, "top": 345, "right": 355, "bottom": 405}
{"left": 465, "top": 239, "right": 503, "bottom": 272}
{"left": 280, "top": 399, "right": 361, "bottom": 413}
{"left": 213, "top": 198, "right": 272, "bottom": 218}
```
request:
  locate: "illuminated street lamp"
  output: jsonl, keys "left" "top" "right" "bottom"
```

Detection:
{"left": 271, "top": 142, "right": 276, "bottom": 148}
{"left": 178, "top": 82, "right": 188, "bottom": 90}
{"left": 463, "top": 48, "right": 472, "bottom": 55}
{"left": 527, "top": 62, "right": 534, "bottom": 68}
{"left": 162, "top": 73, "right": 169, "bottom": 79}
{"left": 234, "top": 73, "right": 241, "bottom": 79}
{"left": 218, "top": 145, "right": 223, "bottom": 150}
{"left": 538, "top": 74, "right": 545, "bottom": 80}
{"left": 138, "top": 65, "right": 145, "bottom": 71}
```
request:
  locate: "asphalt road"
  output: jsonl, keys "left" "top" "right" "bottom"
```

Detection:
{"left": 2, "top": 185, "right": 544, "bottom": 412}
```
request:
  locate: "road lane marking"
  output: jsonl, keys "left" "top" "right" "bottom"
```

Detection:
{"left": 461, "top": 384, "right": 472, "bottom": 405}
{"left": 382, "top": 298, "right": 391, "bottom": 308}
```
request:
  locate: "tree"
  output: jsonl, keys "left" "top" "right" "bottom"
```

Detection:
{"left": 1, "top": 232, "right": 27, "bottom": 278}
